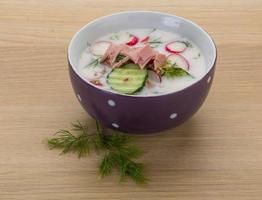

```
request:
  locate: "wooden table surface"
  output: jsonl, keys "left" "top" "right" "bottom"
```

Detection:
{"left": 1, "top": 0, "right": 262, "bottom": 199}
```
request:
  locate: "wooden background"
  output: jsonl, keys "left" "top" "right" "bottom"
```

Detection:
{"left": 1, "top": 0, "right": 262, "bottom": 199}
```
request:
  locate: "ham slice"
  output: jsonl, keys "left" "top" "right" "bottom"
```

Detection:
{"left": 121, "top": 46, "right": 141, "bottom": 63}
{"left": 100, "top": 43, "right": 113, "bottom": 62}
{"left": 136, "top": 45, "right": 156, "bottom": 69}
{"left": 101, "top": 44, "right": 125, "bottom": 65}
{"left": 101, "top": 43, "right": 166, "bottom": 71}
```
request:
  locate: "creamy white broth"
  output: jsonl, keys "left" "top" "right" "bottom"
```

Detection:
{"left": 78, "top": 28, "right": 206, "bottom": 96}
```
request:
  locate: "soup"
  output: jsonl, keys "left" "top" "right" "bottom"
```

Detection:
{"left": 78, "top": 28, "right": 206, "bottom": 96}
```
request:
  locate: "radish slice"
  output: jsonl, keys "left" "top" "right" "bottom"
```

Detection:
{"left": 167, "top": 54, "right": 190, "bottom": 70}
{"left": 165, "top": 41, "right": 187, "bottom": 53}
{"left": 141, "top": 36, "right": 150, "bottom": 43}
{"left": 90, "top": 41, "right": 112, "bottom": 56}
{"left": 148, "top": 70, "right": 161, "bottom": 83}
{"left": 126, "top": 35, "right": 139, "bottom": 46}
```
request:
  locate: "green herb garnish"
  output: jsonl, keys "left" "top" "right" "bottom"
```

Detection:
{"left": 86, "top": 57, "right": 101, "bottom": 68}
{"left": 115, "top": 54, "right": 126, "bottom": 62}
{"left": 163, "top": 67, "right": 192, "bottom": 78}
{"left": 47, "top": 121, "right": 148, "bottom": 184}
{"left": 193, "top": 53, "right": 201, "bottom": 59}
{"left": 110, "top": 34, "right": 120, "bottom": 40}
{"left": 149, "top": 28, "right": 156, "bottom": 34}
{"left": 162, "top": 63, "right": 194, "bottom": 78}
{"left": 178, "top": 40, "right": 192, "bottom": 48}
{"left": 148, "top": 37, "right": 163, "bottom": 48}
{"left": 148, "top": 37, "right": 162, "bottom": 44}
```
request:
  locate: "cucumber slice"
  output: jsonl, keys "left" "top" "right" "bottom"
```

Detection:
{"left": 122, "top": 63, "right": 140, "bottom": 69}
{"left": 107, "top": 68, "right": 148, "bottom": 94}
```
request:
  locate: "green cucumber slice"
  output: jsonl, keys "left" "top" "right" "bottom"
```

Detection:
{"left": 122, "top": 63, "right": 140, "bottom": 69}
{"left": 107, "top": 68, "right": 148, "bottom": 94}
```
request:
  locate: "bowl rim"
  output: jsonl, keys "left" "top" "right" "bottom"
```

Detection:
{"left": 68, "top": 10, "right": 217, "bottom": 98}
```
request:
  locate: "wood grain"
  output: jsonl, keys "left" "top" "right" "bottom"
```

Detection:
{"left": 1, "top": 0, "right": 262, "bottom": 199}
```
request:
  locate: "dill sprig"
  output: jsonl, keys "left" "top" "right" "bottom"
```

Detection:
{"left": 148, "top": 37, "right": 162, "bottom": 44}
{"left": 99, "top": 146, "right": 147, "bottom": 184}
{"left": 115, "top": 54, "right": 126, "bottom": 62}
{"left": 162, "top": 62, "right": 194, "bottom": 78}
{"left": 148, "top": 28, "right": 156, "bottom": 34}
{"left": 193, "top": 53, "right": 201, "bottom": 59}
{"left": 148, "top": 37, "right": 163, "bottom": 48}
{"left": 178, "top": 40, "right": 193, "bottom": 48}
{"left": 47, "top": 121, "right": 148, "bottom": 184}
{"left": 86, "top": 57, "right": 101, "bottom": 68}
{"left": 109, "top": 33, "right": 120, "bottom": 40}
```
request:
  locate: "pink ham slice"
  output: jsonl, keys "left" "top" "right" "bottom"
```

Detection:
{"left": 100, "top": 44, "right": 125, "bottom": 65}
{"left": 121, "top": 46, "right": 141, "bottom": 64}
{"left": 136, "top": 45, "right": 156, "bottom": 69}
{"left": 101, "top": 43, "right": 166, "bottom": 71}
{"left": 100, "top": 43, "right": 112, "bottom": 62}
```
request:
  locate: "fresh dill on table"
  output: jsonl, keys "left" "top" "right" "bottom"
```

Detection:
{"left": 47, "top": 121, "right": 148, "bottom": 184}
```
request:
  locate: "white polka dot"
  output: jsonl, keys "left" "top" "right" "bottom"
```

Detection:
{"left": 112, "top": 123, "right": 119, "bottom": 128}
{"left": 108, "top": 99, "right": 116, "bottom": 107}
{"left": 170, "top": 113, "right": 178, "bottom": 119}
{"left": 207, "top": 76, "right": 212, "bottom": 83}
{"left": 77, "top": 94, "right": 82, "bottom": 101}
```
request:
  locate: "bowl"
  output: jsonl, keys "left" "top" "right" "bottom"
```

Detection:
{"left": 68, "top": 11, "right": 217, "bottom": 134}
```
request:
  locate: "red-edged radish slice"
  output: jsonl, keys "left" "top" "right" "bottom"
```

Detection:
{"left": 90, "top": 41, "right": 112, "bottom": 56}
{"left": 90, "top": 80, "right": 103, "bottom": 86}
{"left": 126, "top": 35, "right": 139, "bottom": 46}
{"left": 141, "top": 36, "right": 150, "bottom": 43}
{"left": 165, "top": 41, "right": 187, "bottom": 53}
{"left": 167, "top": 54, "right": 190, "bottom": 70}
{"left": 148, "top": 70, "right": 162, "bottom": 83}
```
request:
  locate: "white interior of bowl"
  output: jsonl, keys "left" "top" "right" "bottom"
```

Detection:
{"left": 68, "top": 11, "right": 217, "bottom": 96}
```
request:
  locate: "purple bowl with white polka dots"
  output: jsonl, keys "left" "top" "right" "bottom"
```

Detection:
{"left": 68, "top": 11, "right": 217, "bottom": 134}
